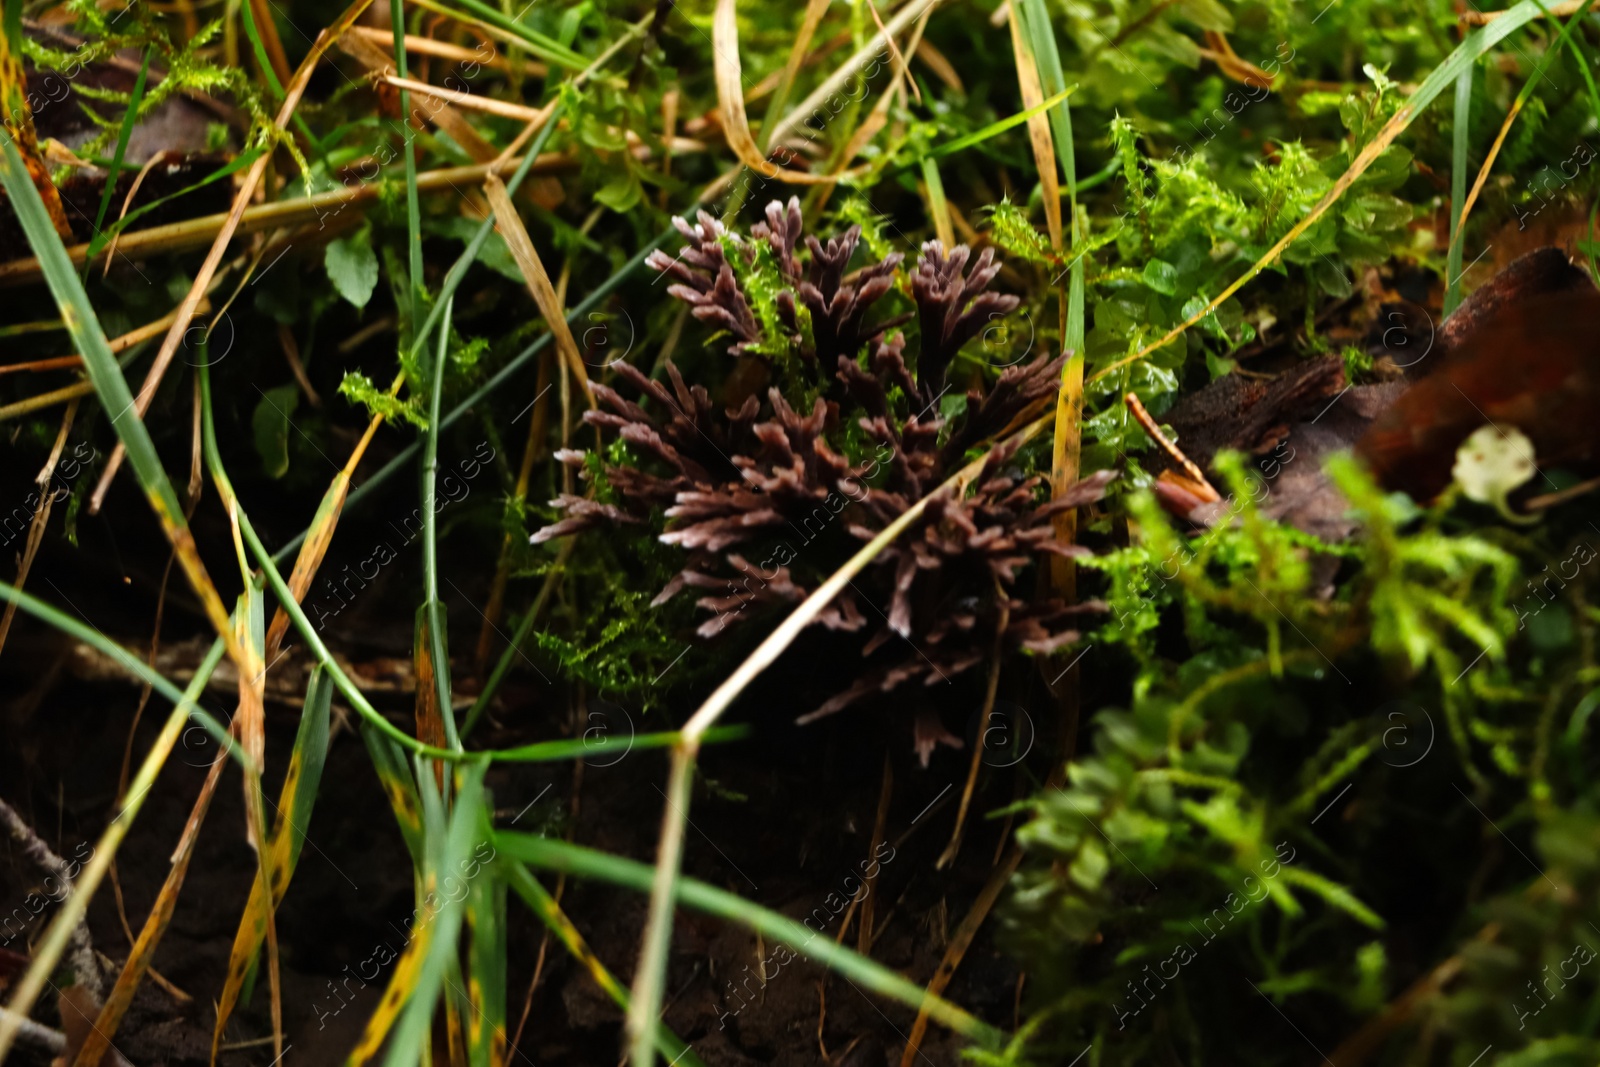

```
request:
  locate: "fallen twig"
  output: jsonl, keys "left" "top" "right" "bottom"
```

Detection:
{"left": 0, "top": 795, "right": 102, "bottom": 1003}
{"left": 0, "top": 1007, "right": 65, "bottom": 1056}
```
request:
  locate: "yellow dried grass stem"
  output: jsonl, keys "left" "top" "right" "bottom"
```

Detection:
{"left": 765, "top": 0, "right": 938, "bottom": 149}
{"left": 0, "top": 143, "right": 699, "bottom": 289}
{"left": 1450, "top": 0, "right": 1597, "bottom": 267}
{"left": 1462, "top": 0, "right": 1584, "bottom": 21}
{"left": 381, "top": 72, "right": 546, "bottom": 123}
{"left": 483, "top": 174, "right": 596, "bottom": 409}
{"left": 713, "top": 0, "right": 846, "bottom": 184}
{"left": 349, "top": 24, "right": 543, "bottom": 75}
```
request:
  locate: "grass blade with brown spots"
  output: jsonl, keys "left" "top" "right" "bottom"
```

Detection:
{"left": 348, "top": 763, "right": 488, "bottom": 1067}
{"left": 414, "top": 603, "right": 452, "bottom": 759}
{"left": 361, "top": 727, "right": 427, "bottom": 865}
{"left": 346, "top": 901, "right": 438, "bottom": 1066}
{"left": 896, "top": 847, "right": 1024, "bottom": 1067}
{"left": 265, "top": 470, "right": 352, "bottom": 659}
{"left": 231, "top": 579, "right": 285, "bottom": 1061}
{"left": 0, "top": 123, "right": 267, "bottom": 1061}
{"left": 503, "top": 834, "right": 997, "bottom": 1043}
{"left": 500, "top": 860, "right": 706, "bottom": 1067}
{"left": 0, "top": 135, "right": 247, "bottom": 671}
{"left": 167, "top": 231, "right": 673, "bottom": 767}
{"left": 465, "top": 853, "right": 508, "bottom": 1067}
{"left": 262, "top": 366, "right": 390, "bottom": 661}
{"left": 1013, "top": 0, "right": 1087, "bottom": 610}
{"left": 209, "top": 667, "right": 334, "bottom": 1063}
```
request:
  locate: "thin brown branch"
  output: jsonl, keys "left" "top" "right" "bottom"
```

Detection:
{"left": 0, "top": 795, "right": 102, "bottom": 1003}
{"left": 0, "top": 297, "right": 214, "bottom": 423}
{"left": 897, "top": 846, "right": 1024, "bottom": 1067}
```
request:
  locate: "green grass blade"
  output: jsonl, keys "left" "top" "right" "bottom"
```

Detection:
{"left": 1074, "top": 156, "right": 1122, "bottom": 193}
{"left": 417, "top": 297, "right": 459, "bottom": 750}
{"left": 204, "top": 353, "right": 733, "bottom": 770}
{"left": 1015, "top": 0, "right": 1083, "bottom": 350}
{"left": 1448, "top": 0, "right": 1592, "bottom": 314}
{"left": 499, "top": 832, "right": 998, "bottom": 1043}
{"left": 462, "top": 541, "right": 569, "bottom": 737}
{"left": 197, "top": 360, "right": 464, "bottom": 763}
{"left": 460, "top": 559, "right": 566, "bottom": 735}
{"left": 238, "top": 1, "right": 321, "bottom": 150}
{"left": 625, "top": 749, "right": 691, "bottom": 1067}
{"left": 230, "top": 495, "right": 471, "bottom": 761}
{"left": 154, "top": 207, "right": 665, "bottom": 752}
{"left": 227, "top": 460, "right": 704, "bottom": 767}
{"left": 89, "top": 149, "right": 264, "bottom": 265}
{"left": 422, "top": 296, "right": 451, "bottom": 606}
{"left": 1547, "top": 0, "right": 1600, "bottom": 125}
{"left": 241, "top": 0, "right": 286, "bottom": 97}
{"left": 0, "top": 128, "right": 247, "bottom": 665}
{"left": 925, "top": 86, "right": 1074, "bottom": 161}
{"left": 1092, "top": 0, "right": 1553, "bottom": 382}
{"left": 492, "top": 725, "right": 749, "bottom": 763}
{"left": 921, "top": 155, "right": 954, "bottom": 246}
{"left": 449, "top": 0, "right": 587, "bottom": 70}
{"left": 130, "top": 131, "right": 570, "bottom": 757}
{"left": 1447, "top": 47, "right": 1476, "bottom": 316}
{"left": 282, "top": 669, "right": 335, "bottom": 867}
